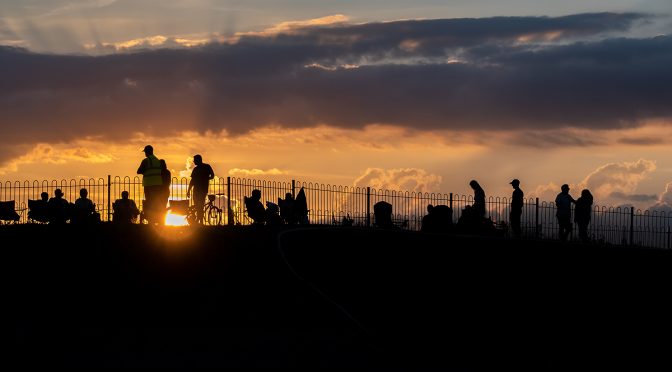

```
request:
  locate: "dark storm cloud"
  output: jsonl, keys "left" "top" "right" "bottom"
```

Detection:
{"left": 0, "top": 12, "right": 670, "bottom": 154}
{"left": 510, "top": 131, "right": 605, "bottom": 148}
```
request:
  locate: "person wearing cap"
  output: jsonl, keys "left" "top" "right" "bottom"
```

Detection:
{"left": 509, "top": 179, "right": 524, "bottom": 238}
{"left": 137, "top": 145, "right": 164, "bottom": 225}
{"left": 554, "top": 184, "right": 576, "bottom": 241}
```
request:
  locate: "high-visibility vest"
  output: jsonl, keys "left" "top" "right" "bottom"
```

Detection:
{"left": 142, "top": 154, "right": 163, "bottom": 187}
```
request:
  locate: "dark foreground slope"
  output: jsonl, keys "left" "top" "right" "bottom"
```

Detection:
{"left": 4, "top": 224, "right": 672, "bottom": 369}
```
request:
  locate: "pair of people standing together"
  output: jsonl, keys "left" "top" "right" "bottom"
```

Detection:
{"left": 137, "top": 145, "right": 214, "bottom": 225}
{"left": 505, "top": 180, "right": 593, "bottom": 242}
{"left": 555, "top": 184, "right": 593, "bottom": 242}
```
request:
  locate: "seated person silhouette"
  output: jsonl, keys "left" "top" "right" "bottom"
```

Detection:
{"left": 458, "top": 205, "right": 495, "bottom": 235}
{"left": 72, "top": 188, "right": 97, "bottom": 224}
{"left": 28, "top": 192, "right": 50, "bottom": 223}
{"left": 278, "top": 192, "right": 296, "bottom": 224}
{"left": 244, "top": 189, "right": 266, "bottom": 225}
{"left": 373, "top": 201, "right": 394, "bottom": 229}
{"left": 47, "top": 188, "right": 70, "bottom": 224}
{"left": 265, "top": 201, "right": 284, "bottom": 226}
{"left": 422, "top": 204, "right": 453, "bottom": 233}
{"left": 113, "top": 191, "right": 140, "bottom": 223}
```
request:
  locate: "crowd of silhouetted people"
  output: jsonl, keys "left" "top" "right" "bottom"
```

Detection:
{"left": 6, "top": 144, "right": 596, "bottom": 243}
{"left": 243, "top": 188, "right": 309, "bottom": 226}
{"left": 26, "top": 188, "right": 101, "bottom": 225}
{"left": 416, "top": 178, "right": 594, "bottom": 242}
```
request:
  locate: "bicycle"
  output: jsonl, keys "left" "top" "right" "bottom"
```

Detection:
{"left": 186, "top": 194, "right": 223, "bottom": 226}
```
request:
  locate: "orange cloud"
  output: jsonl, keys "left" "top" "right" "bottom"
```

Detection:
{"left": 354, "top": 168, "right": 442, "bottom": 193}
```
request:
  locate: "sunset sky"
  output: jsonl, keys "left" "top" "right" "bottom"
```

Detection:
{"left": 1, "top": 0, "right": 672, "bottom": 210}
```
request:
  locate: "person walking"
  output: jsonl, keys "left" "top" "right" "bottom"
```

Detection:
{"left": 574, "top": 189, "right": 593, "bottom": 243}
{"left": 509, "top": 179, "right": 524, "bottom": 238}
{"left": 137, "top": 145, "right": 163, "bottom": 225}
{"left": 186, "top": 154, "right": 215, "bottom": 224}
{"left": 555, "top": 184, "right": 576, "bottom": 241}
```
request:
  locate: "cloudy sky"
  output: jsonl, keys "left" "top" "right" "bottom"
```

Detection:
{"left": 1, "top": 0, "right": 672, "bottom": 210}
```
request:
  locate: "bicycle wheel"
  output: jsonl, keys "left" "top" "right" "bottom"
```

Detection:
{"left": 205, "top": 205, "right": 222, "bottom": 226}
{"left": 186, "top": 206, "right": 198, "bottom": 226}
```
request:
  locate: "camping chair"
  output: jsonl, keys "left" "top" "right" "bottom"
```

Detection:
{"left": 0, "top": 200, "right": 23, "bottom": 224}
{"left": 27, "top": 199, "right": 49, "bottom": 223}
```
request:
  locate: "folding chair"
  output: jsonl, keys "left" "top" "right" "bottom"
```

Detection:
{"left": 0, "top": 200, "right": 22, "bottom": 224}
{"left": 27, "top": 199, "right": 49, "bottom": 223}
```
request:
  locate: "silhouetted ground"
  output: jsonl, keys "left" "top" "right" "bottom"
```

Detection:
{"left": 4, "top": 224, "right": 672, "bottom": 369}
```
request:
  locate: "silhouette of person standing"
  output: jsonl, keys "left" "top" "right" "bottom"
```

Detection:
{"left": 574, "top": 189, "right": 593, "bottom": 243}
{"left": 469, "top": 180, "right": 486, "bottom": 219}
{"left": 509, "top": 179, "right": 524, "bottom": 238}
{"left": 158, "top": 159, "right": 172, "bottom": 224}
{"left": 137, "top": 145, "right": 163, "bottom": 225}
{"left": 186, "top": 154, "right": 215, "bottom": 224}
{"left": 555, "top": 184, "right": 576, "bottom": 241}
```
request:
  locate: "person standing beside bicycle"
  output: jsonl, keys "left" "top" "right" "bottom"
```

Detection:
{"left": 186, "top": 154, "right": 215, "bottom": 224}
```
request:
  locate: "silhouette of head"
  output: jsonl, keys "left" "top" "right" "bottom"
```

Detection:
{"left": 54, "top": 189, "right": 64, "bottom": 198}
{"left": 469, "top": 180, "right": 480, "bottom": 190}
{"left": 427, "top": 204, "right": 434, "bottom": 213}
{"left": 121, "top": 191, "right": 129, "bottom": 199}
{"left": 581, "top": 189, "right": 592, "bottom": 199}
{"left": 510, "top": 179, "right": 520, "bottom": 187}
{"left": 252, "top": 189, "right": 261, "bottom": 200}
{"left": 561, "top": 184, "right": 570, "bottom": 193}
{"left": 143, "top": 145, "right": 153, "bottom": 155}
{"left": 40, "top": 192, "right": 49, "bottom": 201}
{"left": 80, "top": 188, "right": 88, "bottom": 198}
{"left": 285, "top": 192, "right": 293, "bottom": 200}
{"left": 193, "top": 154, "right": 203, "bottom": 165}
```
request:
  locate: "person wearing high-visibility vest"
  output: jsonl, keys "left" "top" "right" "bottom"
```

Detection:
{"left": 137, "top": 145, "right": 164, "bottom": 225}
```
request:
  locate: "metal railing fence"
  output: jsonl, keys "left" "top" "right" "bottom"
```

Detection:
{"left": 1, "top": 175, "right": 670, "bottom": 249}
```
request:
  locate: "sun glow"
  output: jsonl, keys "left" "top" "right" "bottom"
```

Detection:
{"left": 165, "top": 212, "right": 188, "bottom": 226}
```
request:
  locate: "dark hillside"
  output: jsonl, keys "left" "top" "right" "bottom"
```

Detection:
{"left": 4, "top": 224, "right": 672, "bottom": 369}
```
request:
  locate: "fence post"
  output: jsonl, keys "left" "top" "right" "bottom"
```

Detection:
{"left": 366, "top": 187, "right": 371, "bottom": 228}
{"left": 535, "top": 198, "right": 539, "bottom": 239}
{"left": 227, "top": 177, "right": 233, "bottom": 225}
{"left": 629, "top": 207, "right": 634, "bottom": 246}
{"left": 449, "top": 193, "right": 453, "bottom": 212}
{"left": 107, "top": 175, "right": 111, "bottom": 222}
{"left": 292, "top": 179, "right": 296, "bottom": 198}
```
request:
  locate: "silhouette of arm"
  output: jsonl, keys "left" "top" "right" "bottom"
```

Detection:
{"left": 187, "top": 179, "right": 194, "bottom": 197}
{"left": 186, "top": 168, "right": 195, "bottom": 197}
{"left": 137, "top": 159, "right": 147, "bottom": 174}
{"left": 208, "top": 165, "right": 215, "bottom": 180}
